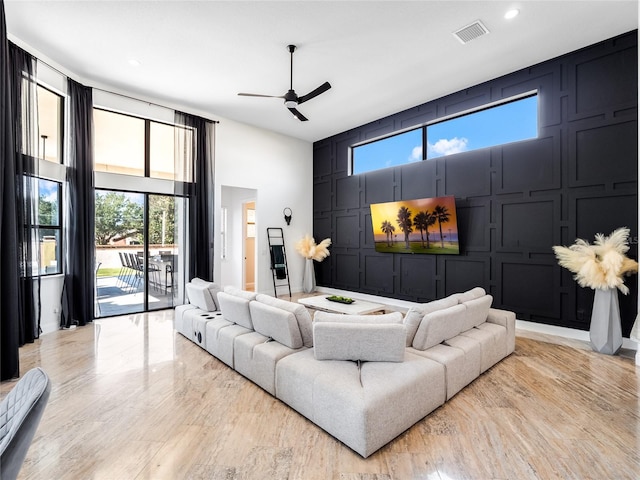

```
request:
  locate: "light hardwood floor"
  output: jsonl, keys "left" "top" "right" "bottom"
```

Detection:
{"left": 2, "top": 307, "right": 639, "bottom": 480}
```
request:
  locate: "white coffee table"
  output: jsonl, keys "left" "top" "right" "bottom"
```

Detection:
{"left": 297, "top": 295, "right": 386, "bottom": 315}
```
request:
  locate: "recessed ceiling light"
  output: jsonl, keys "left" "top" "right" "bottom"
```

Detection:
{"left": 128, "top": 59, "right": 141, "bottom": 67}
{"left": 505, "top": 9, "right": 519, "bottom": 20}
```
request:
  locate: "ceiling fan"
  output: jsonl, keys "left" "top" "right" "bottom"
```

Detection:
{"left": 238, "top": 45, "right": 331, "bottom": 122}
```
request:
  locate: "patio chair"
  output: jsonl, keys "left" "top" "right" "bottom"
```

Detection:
{"left": 0, "top": 368, "right": 51, "bottom": 480}
{"left": 117, "top": 252, "right": 128, "bottom": 287}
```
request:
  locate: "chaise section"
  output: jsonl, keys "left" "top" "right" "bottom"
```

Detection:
{"left": 275, "top": 349, "right": 446, "bottom": 458}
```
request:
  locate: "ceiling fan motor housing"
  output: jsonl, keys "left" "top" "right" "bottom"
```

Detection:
{"left": 284, "top": 89, "right": 298, "bottom": 108}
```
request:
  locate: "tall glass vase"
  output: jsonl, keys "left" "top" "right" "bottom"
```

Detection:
{"left": 302, "top": 258, "right": 316, "bottom": 294}
{"left": 590, "top": 288, "right": 622, "bottom": 355}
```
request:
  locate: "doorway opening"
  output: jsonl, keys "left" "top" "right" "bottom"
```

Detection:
{"left": 220, "top": 186, "right": 258, "bottom": 290}
{"left": 244, "top": 201, "right": 256, "bottom": 291}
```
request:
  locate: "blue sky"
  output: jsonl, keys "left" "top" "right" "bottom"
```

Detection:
{"left": 353, "top": 95, "right": 538, "bottom": 174}
{"left": 38, "top": 178, "right": 59, "bottom": 203}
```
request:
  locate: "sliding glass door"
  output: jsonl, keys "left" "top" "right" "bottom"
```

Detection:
{"left": 95, "top": 190, "right": 184, "bottom": 317}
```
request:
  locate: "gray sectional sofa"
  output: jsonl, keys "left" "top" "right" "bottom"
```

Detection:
{"left": 174, "top": 280, "right": 516, "bottom": 458}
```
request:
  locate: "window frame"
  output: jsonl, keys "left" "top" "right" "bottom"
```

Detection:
{"left": 349, "top": 91, "right": 538, "bottom": 175}
{"left": 31, "top": 176, "right": 63, "bottom": 277}
{"left": 37, "top": 83, "right": 65, "bottom": 165}
{"left": 93, "top": 107, "right": 193, "bottom": 182}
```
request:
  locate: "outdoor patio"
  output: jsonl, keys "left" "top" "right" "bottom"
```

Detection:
{"left": 96, "top": 275, "right": 174, "bottom": 317}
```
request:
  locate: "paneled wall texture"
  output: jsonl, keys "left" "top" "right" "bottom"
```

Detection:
{"left": 312, "top": 31, "right": 638, "bottom": 335}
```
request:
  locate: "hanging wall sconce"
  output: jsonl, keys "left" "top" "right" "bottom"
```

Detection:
{"left": 283, "top": 207, "right": 292, "bottom": 226}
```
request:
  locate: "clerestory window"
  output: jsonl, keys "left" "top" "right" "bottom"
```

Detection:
{"left": 351, "top": 93, "right": 538, "bottom": 175}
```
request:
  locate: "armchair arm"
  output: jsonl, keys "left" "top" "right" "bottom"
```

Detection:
{"left": 487, "top": 308, "right": 516, "bottom": 354}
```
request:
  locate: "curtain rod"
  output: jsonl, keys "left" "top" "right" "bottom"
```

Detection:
{"left": 92, "top": 86, "right": 220, "bottom": 124}
{"left": 26, "top": 46, "right": 220, "bottom": 124}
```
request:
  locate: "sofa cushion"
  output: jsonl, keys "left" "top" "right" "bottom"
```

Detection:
{"left": 174, "top": 304, "right": 198, "bottom": 338}
{"left": 185, "top": 280, "right": 221, "bottom": 312}
{"left": 403, "top": 296, "right": 459, "bottom": 346}
{"left": 313, "top": 311, "right": 403, "bottom": 325}
{"left": 217, "top": 288, "right": 257, "bottom": 329}
{"left": 192, "top": 278, "right": 222, "bottom": 306}
{"left": 412, "top": 303, "right": 466, "bottom": 350}
{"left": 234, "top": 331, "right": 304, "bottom": 395}
{"left": 460, "top": 294, "right": 493, "bottom": 332}
{"left": 249, "top": 301, "right": 304, "bottom": 349}
{"left": 408, "top": 344, "right": 476, "bottom": 401}
{"left": 448, "top": 287, "right": 486, "bottom": 304}
{"left": 313, "top": 322, "right": 406, "bottom": 362}
{"left": 459, "top": 323, "right": 506, "bottom": 372}
{"left": 255, "top": 294, "right": 313, "bottom": 347}
{"left": 223, "top": 285, "right": 258, "bottom": 300}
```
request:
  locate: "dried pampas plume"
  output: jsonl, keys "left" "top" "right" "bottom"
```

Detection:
{"left": 553, "top": 227, "right": 638, "bottom": 294}
{"left": 296, "top": 234, "right": 332, "bottom": 262}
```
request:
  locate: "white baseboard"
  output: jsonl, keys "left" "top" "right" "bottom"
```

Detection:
{"left": 316, "top": 286, "right": 640, "bottom": 353}
{"left": 516, "top": 320, "right": 638, "bottom": 351}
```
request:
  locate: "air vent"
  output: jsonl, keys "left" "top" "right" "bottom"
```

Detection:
{"left": 453, "top": 20, "right": 490, "bottom": 44}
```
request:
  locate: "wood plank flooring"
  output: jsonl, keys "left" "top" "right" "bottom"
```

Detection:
{"left": 2, "top": 308, "right": 639, "bottom": 480}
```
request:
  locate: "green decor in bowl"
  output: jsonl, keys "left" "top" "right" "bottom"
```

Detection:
{"left": 326, "top": 295, "right": 355, "bottom": 304}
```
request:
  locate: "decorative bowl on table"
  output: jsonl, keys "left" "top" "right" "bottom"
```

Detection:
{"left": 326, "top": 295, "right": 355, "bottom": 304}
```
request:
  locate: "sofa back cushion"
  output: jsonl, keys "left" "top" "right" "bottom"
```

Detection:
{"left": 460, "top": 294, "right": 493, "bottom": 331}
{"left": 223, "top": 286, "right": 258, "bottom": 301}
{"left": 185, "top": 280, "right": 221, "bottom": 312}
{"left": 313, "top": 311, "right": 403, "bottom": 325}
{"left": 448, "top": 287, "right": 486, "bottom": 304}
{"left": 403, "top": 296, "right": 459, "bottom": 346}
{"left": 217, "top": 287, "right": 257, "bottom": 329}
{"left": 255, "top": 294, "right": 313, "bottom": 347}
{"left": 313, "top": 322, "right": 406, "bottom": 362}
{"left": 412, "top": 303, "right": 466, "bottom": 350}
{"left": 249, "top": 301, "right": 304, "bottom": 349}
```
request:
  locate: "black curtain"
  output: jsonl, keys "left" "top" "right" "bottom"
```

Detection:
{"left": 11, "top": 43, "right": 41, "bottom": 343}
{"left": 1, "top": 1, "right": 41, "bottom": 380}
{"left": 175, "top": 112, "right": 215, "bottom": 282}
{"left": 1, "top": 0, "right": 21, "bottom": 380}
{"left": 61, "top": 79, "right": 94, "bottom": 327}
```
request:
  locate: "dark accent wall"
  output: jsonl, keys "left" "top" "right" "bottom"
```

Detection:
{"left": 313, "top": 31, "right": 638, "bottom": 335}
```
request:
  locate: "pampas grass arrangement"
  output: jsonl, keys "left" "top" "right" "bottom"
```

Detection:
{"left": 553, "top": 227, "right": 638, "bottom": 294}
{"left": 296, "top": 234, "right": 332, "bottom": 262}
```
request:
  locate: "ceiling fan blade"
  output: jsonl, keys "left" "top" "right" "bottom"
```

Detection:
{"left": 288, "top": 107, "right": 308, "bottom": 122}
{"left": 297, "top": 82, "right": 331, "bottom": 104}
{"left": 238, "top": 93, "right": 285, "bottom": 99}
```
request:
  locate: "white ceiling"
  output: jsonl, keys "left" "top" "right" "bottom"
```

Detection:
{"left": 5, "top": 1, "right": 639, "bottom": 143}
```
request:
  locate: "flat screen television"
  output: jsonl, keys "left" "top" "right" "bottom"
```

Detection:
{"left": 370, "top": 195, "right": 459, "bottom": 254}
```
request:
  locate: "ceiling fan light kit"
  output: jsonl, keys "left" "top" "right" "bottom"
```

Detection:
{"left": 238, "top": 44, "right": 331, "bottom": 122}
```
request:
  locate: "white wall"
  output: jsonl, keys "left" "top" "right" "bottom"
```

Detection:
{"left": 39, "top": 275, "right": 64, "bottom": 334}
{"left": 214, "top": 118, "right": 313, "bottom": 295}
